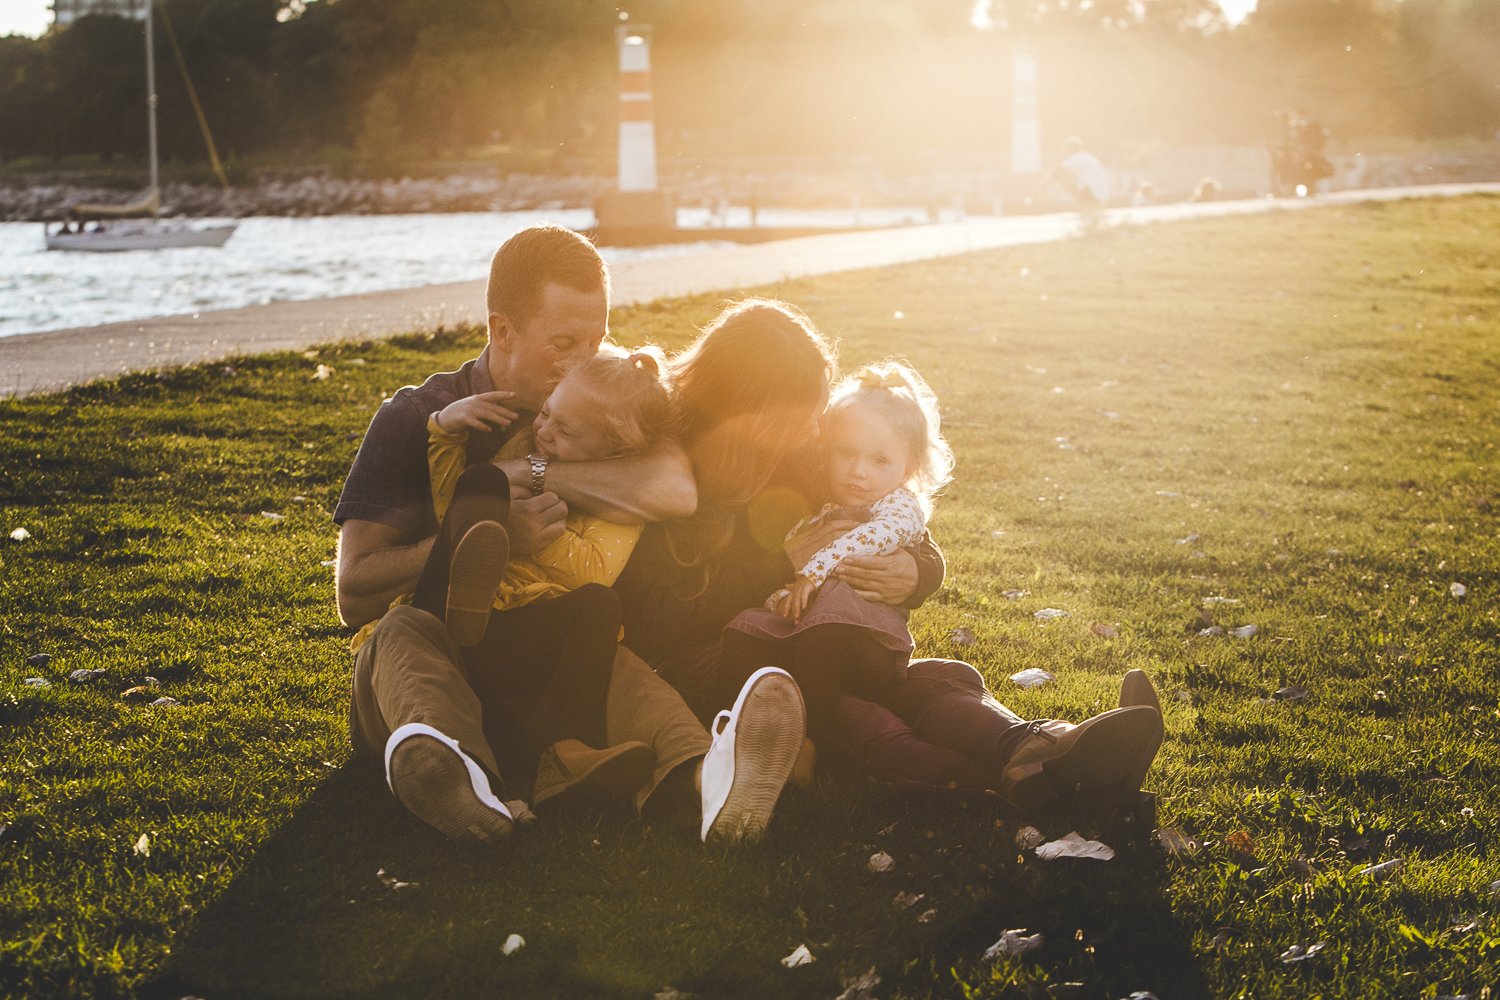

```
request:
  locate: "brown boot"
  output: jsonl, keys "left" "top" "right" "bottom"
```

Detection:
{"left": 532, "top": 738, "right": 655, "bottom": 807}
{"left": 998, "top": 705, "right": 1163, "bottom": 817}
{"left": 1119, "top": 668, "right": 1162, "bottom": 713}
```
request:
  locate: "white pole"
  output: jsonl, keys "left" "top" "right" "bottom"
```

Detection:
{"left": 616, "top": 26, "right": 657, "bottom": 192}
{"left": 144, "top": 0, "right": 160, "bottom": 214}
{"left": 1010, "top": 40, "right": 1041, "bottom": 177}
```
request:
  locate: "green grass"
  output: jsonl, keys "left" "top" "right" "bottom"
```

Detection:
{"left": 2, "top": 196, "right": 1498, "bottom": 999}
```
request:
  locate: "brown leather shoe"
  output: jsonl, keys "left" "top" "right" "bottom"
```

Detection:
{"left": 445, "top": 520, "right": 509, "bottom": 647}
{"left": 999, "top": 705, "right": 1163, "bottom": 816}
{"left": 532, "top": 738, "right": 655, "bottom": 807}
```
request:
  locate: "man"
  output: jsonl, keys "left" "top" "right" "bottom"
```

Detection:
{"left": 335, "top": 224, "right": 806, "bottom": 846}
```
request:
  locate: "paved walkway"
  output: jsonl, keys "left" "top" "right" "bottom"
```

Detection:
{"left": 2, "top": 182, "right": 1495, "bottom": 398}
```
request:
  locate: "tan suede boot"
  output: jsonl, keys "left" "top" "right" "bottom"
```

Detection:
{"left": 998, "top": 705, "right": 1163, "bottom": 816}
{"left": 532, "top": 738, "right": 655, "bottom": 807}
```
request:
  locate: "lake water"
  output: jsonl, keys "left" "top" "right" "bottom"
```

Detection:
{"left": 0, "top": 205, "right": 928, "bottom": 340}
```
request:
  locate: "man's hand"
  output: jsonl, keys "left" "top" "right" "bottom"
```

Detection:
{"left": 832, "top": 549, "right": 920, "bottom": 606}
{"left": 507, "top": 491, "right": 567, "bottom": 555}
{"left": 784, "top": 518, "right": 858, "bottom": 571}
{"left": 436, "top": 390, "right": 519, "bottom": 433}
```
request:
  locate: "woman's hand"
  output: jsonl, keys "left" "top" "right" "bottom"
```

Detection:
{"left": 832, "top": 549, "right": 919, "bottom": 605}
{"left": 784, "top": 518, "right": 858, "bottom": 570}
{"left": 435, "top": 391, "right": 519, "bottom": 434}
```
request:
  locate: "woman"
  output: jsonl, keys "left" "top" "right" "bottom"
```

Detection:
{"left": 614, "top": 298, "right": 1165, "bottom": 815}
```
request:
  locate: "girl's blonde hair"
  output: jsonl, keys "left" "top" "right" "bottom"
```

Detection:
{"left": 825, "top": 360, "right": 954, "bottom": 512}
{"left": 560, "top": 344, "right": 677, "bottom": 455}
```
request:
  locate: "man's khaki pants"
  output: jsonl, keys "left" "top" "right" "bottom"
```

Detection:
{"left": 350, "top": 604, "right": 709, "bottom": 809}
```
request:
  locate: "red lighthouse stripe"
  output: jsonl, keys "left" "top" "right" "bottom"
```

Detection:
{"left": 619, "top": 96, "right": 652, "bottom": 122}
{"left": 620, "top": 70, "right": 652, "bottom": 93}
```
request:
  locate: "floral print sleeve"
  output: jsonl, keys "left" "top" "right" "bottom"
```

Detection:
{"left": 795, "top": 488, "right": 927, "bottom": 588}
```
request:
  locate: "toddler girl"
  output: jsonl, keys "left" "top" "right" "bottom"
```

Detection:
{"left": 413, "top": 344, "right": 676, "bottom": 800}
{"left": 718, "top": 360, "right": 953, "bottom": 740}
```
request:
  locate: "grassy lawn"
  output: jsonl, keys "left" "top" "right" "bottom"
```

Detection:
{"left": 2, "top": 195, "right": 1497, "bottom": 999}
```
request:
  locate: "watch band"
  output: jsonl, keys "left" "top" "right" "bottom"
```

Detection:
{"left": 528, "top": 453, "right": 548, "bottom": 496}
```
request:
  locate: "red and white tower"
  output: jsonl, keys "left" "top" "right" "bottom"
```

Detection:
{"left": 595, "top": 22, "right": 676, "bottom": 243}
{"left": 616, "top": 25, "right": 657, "bottom": 192}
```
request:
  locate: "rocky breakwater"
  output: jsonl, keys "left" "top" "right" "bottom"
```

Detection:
{"left": 0, "top": 172, "right": 608, "bottom": 222}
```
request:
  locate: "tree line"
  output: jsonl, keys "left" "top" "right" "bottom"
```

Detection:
{"left": 0, "top": 0, "right": 1495, "bottom": 175}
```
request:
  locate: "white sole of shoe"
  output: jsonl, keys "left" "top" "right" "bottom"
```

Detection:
{"left": 705, "top": 667, "right": 806, "bottom": 844}
{"left": 385, "top": 723, "right": 513, "bottom": 843}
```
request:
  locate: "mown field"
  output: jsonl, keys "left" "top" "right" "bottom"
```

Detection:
{"left": 1, "top": 195, "right": 1497, "bottom": 999}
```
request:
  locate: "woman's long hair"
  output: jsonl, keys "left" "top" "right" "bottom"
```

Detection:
{"left": 665, "top": 298, "right": 836, "bottom": 592}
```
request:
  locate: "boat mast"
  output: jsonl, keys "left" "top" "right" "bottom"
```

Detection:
{"left": 144, "top": 0, "right": 160, "bottom": 218}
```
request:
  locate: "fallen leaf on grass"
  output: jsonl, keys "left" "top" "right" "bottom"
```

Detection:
{"left": 23, "top": 677, "right": 50, "bottom": 688}
{"left": 1449, "top": 582, "right": 1467, "bottom": 598}
{"left": 26, "top": 653, "right": 51, "bottom": 668}
{"left": 1154, "top": 827, "right": 1200, "bottom": 855}
{"left": 312, "top": 364, "right": 335, "bottom": 381}
{"left": 1278, "top": 941, "right": 1325, "bottom": 964}
{"left": 149, "top": 697, "right": 179, "bottom": 708}
{"left": 1175, "top": 533, "right": 1200, "bottom": 545}
{"left": 655, "top": 988, "right": 699, "bottom": 1000}
{"left": 1273, "top": 685, "right": 1311, "bottom": 703}
{"left": 1008, "top": 668, "right": 1054, "bottom": 689}
{"left": 501, "top": 933, "right": 524, "bottom": 956}
{"left": 867, "top": 851, "right": 894, "bottom": 873}
{"left": 1091, "top": 623, "right": 1118, "bottom": 639}
{"left": 1001, "top": 589, "right": 1029, "bottom": 601}
{"left": 1125, "top": 992, "right": 1162, "bottom": 1000}
{"left": 916, "top": 908, "right": 937, "bottom": 923}
{"left": 259, "top": 511, "right": 285, "bottom": 523}
{"left": 780, "top": 944, "right": 814, "bottom": 968}
{"left": 1015, "top": 826, "right": 1046, "bottom": 850}
{"left": 1359, "top": 858, "right": 1404, "bottom": 879}
{"left": 320, "top": 559, "right": 337, "bottom": 568}
{"left": 893, "top": 891, "right": 925, "bottom": 911}
{"left": 1202, "top": 596, "right": 1240, "bottom": 606}
{"left": 834, "top": 966, "right": 881, "bottom": 1000}
{"left": 376, "top": 868, "right": 420, "bottom": 893}
{"left": 9, "top": 527, "right": 31, "bottom": 541}
{"left": 983, "top": 929, "right": 1044, "bottom": 959}
{"left": 69, "top": 669, "right": 106, "bottom": 683}
{"left": 134, "top": 833, "right": 151, "bottom": 857}
{"left": 1034, "top": 608, "right": 1069, "bottom": 621}
{"left": 1035, "top": 832, "right": 1114, "bottom": 861}
{"left": 1197, "top": 626, "right": 1225, "bottom": 637}
{"left": 1230, "top": 624, "right": 1259, "bottom": 639}
{"left": 949, "top": 627, "right": 977, "bottom": 647}
{"left": 1226, "top": 831, "right": 1257, "bottom": 856}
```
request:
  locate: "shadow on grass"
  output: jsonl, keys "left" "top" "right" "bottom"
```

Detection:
{"left": 146, "top": 763, "right": 1211, "bottom": 999}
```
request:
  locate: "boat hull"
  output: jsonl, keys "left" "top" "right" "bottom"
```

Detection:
{"left": 45, "top": 221, "right": 237, "bottom": 252}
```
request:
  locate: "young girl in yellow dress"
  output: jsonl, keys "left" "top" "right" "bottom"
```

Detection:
{"left": 413, "top": 345, "right": 675, "bottom": 801}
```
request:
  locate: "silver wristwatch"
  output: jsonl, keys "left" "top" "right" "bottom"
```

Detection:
{"left": 528, "top": 453, "right": 548, "bottom": 496}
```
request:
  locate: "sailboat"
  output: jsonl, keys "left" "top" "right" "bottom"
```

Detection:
{"left": 45, "top": 0, "right": 237, "bottom": 252}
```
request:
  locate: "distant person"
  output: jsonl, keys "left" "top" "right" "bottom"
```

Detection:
{"left": 1047, "top": 137, "right": 1111, "bottom": 209}
{"left": 1191, "top": 177, "right": 1222, "bottom": 202}
{"left": 336, "top": 224, "right": 805, "bottom": 847}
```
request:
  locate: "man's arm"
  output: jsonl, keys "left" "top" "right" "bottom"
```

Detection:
{"left": 335, "top": 519, "right": 434, "bottom": 628}
{"left": 497, "top": 439, "right": 696, "bottom": 526}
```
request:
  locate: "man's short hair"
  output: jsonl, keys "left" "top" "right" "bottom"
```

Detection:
{"left": 486, "top": 224, "right": 610, "bottom": 329}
